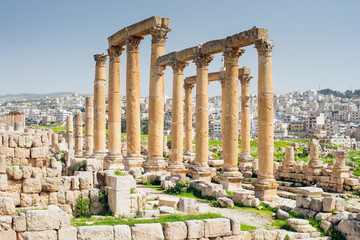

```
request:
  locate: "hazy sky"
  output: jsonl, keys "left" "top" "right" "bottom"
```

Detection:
{"left": 0, "top": 0, "right": 359, "bottom": 97}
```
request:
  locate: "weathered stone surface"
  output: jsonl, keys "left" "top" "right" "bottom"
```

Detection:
{"left": 229, "top": 217, "right": 241, "bottom": 235}
{"left": 19, "top": 230, "right": 57, "bottom": 240}
{"left": 85, "top": 159, "right": 103, "bottom": 172}
{"left": 23, "top": 178, "right": 42, "bottom": 193}
{"left": 301, "top": 197, "right": 311, "bottom": 209}
{"left": 177, "top": 197, "right": 199, "bottom": 214}
{"left": 138, "top": 210, "right": 160, "bottom": 218}
{"left": 132, "top": 223, "right": 164, "bottom": 240}
{"left": 164, "top": 221, "right": 187, "bottom": 240}
{"left": 42, "top": 177, "right": 61, "bottom": 192}
{"left": 13, "top": 212, "right": 26, "bottom": 232}
{"left": 15, "top": 147, "right": 30, "bottom": 159}
{"left": 186, "top": 220, "right": 204, "bottom": 239}
{"left": 277, "top": 209, "right": 289, "bottom": 219}
{"left": 31, "top": 147, "right": 47, "bottom": 158}
{"left": 296, "top": 187, "right": 323, "bottom": 197}
{"left": 204, "top": 218, "right": 232, "bottom": 237}
{"left": 233, "top": 190, "right": 252, "bottom": 204}
{"left": 217, "top": 197, "right": 234, "bottom": 208}
{"left": 0, "top": 230, "right": 16, "bottom": 240}
{"left": 337, "top": 219, "right": 360, "bottom": 237}
{"left": 310, "top": 198, "right": 323, "bottom": 212}
{"left": 58, "top": 227, "right": 78, "bottom": 240}
{"left": 322, "top": 197, "right": 336, "bottom": 212}
{"left": 158, "top": 197, "right": 179, "bottom": 209}
{"left": 320, "top": 220, "right": 332, "bottom": 233}
{"left": 0, "top": 215, "right": 12, "bottom": 231}
{"left": 0, "top": 174, "right": 7, "bottom": 191}
{"left": 78, "top": 225, "right": 114, "bottom": 240}
{"left": 0, "top": 197, "right": 15, "bottom": 215}
{"left": 114, "top": 225, "right": 131, "bottom": 240}
{"left": 26, "top": 207, "right": 70, "bottom": 231}
{"left": 330, "top": 212, "right": 350, "bottom": 225}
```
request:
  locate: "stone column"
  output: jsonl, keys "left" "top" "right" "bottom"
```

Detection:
{"left": 167, "top": 61, "right": 188, "bottom": 176}
{"left": 66, "top": 114, "right": 74, "bottom": 150}
{"left": 219, "top": 47, "right": 244, "bottom": 190}
{"left": 307, "top": 138, "right": 324, "bottom": 174}
{"left": 332, "top": 151, "right": 350, "bottom": 192}
{"left": 92, "top": 53, "right": 107, "bottom": 159}
{"left": 144, "top": 27, "right": 170, "bottom": 173}
{"left": 252, "top": 39, "right": 279, "bottom": 201}
{"left": 74, "top": 112, "right": 83, "bottom": 157}
{"left": 84, "top": 96, "right": 94, "bottom": 157}
{"left": 123, "top": 36, "right": 144, "bottom": 177}
{"left": 184, "top": 84, "right": 194, "bottom": 157}
{"left": 190, "top": 53, "right": 213, "bottom": 182}
{"left": 52, "top": 133, "right": 58, "bottom": 148}
{"left": 238, "top": 73, "right": 254, "bottom": 169}
{"left": 282, "top": 146, "right": 295, "bottom": 179}
{"left": 105, "top": 46, "right": 125, "bottom": 170}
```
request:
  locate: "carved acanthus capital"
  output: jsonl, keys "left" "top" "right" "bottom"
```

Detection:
{"left": 184, "top": 83, "right": 194, "bottom": 91}
{"left": 193, "top": 54, "right": 214, "bottom": 68}
{"left": 239, "top": 75, "right": 253, "bottom": 86}
{"left": 126, "top": 36, "right": 144, "bottom": 52}
{"left": 107, "top": 46, "right": 125, "bottom": 63}
{"left": 223, "top": 47, "right": 245, "bottom": 65}
{"left": 169, "top": 61, "right": 188, "bottom": 74}
{"left": 94, "top": 53, "right": 108, "bottom": 66}
{"left": 150, "top": 26, "right": 171, "bottom": 45}
{"left": 255, "top": 39, "right": 274, "bottom": 57}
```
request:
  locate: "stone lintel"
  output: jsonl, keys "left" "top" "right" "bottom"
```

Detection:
{"left": 158, "top": 27, "right": 268, "bottom": 65}
{"left": 108, "top": 16, "right": 170, "bottom": 47}
{"left": 184, "top": 67, "right": 251, "bottom": 85}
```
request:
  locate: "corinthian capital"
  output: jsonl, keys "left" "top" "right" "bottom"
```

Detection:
{"left": 223, "top": 47, "right": 245, "bottom": 65}
{"left": 150, "top": 26, "right": 171, "bottom": 45}
{"left": 94, "top": 53, "right": 108, "bottom": 66}
{"left": 255, "top": 39, "right": 274, "bottom": 57}
{"left": 107, "top": 46, "right": 125, "bottom": 63}
{"left": 239, "top": 75, "right": 253, "bottom": 86}
{"left": 193, "top": 54, "right": 214, "bottom": 68}
{"left": 184, "top": 83, "right": 194, "bottom": 91}
{"left": 169, "top": 61, "right": 188, "bottom": 74}
{"left": 126, "top": 36, "right": 144, "bottom": 52}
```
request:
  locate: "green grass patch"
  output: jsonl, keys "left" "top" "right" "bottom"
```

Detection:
{"left": 240, "top": 224, "right": 257, "bottom": 232}
{"left": 71, "top": 213, "right": 223, "bottom": 227}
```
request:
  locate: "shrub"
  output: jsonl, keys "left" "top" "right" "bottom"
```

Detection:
{"left": 166, "top": 182, "right": 190, "bottom": 195}
{"left": 209, "top": 200, "right": 220, "bottom": 208}
{"left": 76, "top": 194, "right": 90, "bottom": 216}
{"left": 114, "top": 169, "right": 127, "bottom": 176}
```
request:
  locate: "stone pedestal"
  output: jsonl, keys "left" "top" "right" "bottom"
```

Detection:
{"left": 252, "top": 39, "right": 279, "bottom": 201}
{"left": 145, "top": 27, "right": 170, "bottom": 173}
{"left": 283, "top": 146, "right": 295, "bottom": 173}
{"left": 307, "top": 138, "right": 323, "bottom": 174}
{"left": 108, "top": 176, "right": 131, "bottom": 216}
{"left": 167, "top": 61, "right": 188, "bottom": 177}
{"left": 238, "top": 70, "right": 253, "bottom": 170}
{"left": 332, "top": 151, "right": 350, "bottom": 179}
{"left": 189, "top": 53, "right": 213, "bottom": 182}
{"left": 74, "top": 112, "right": 83, "bottom": 157}
{"left": 66, "top": 114, "right": 74, "bottom": 150}
{"left": 105, "top": 46, "right": 125, "bottom": 170}
{"left": 124, "top": 36, "right": 144, "bottom": 174}
{"left": 219, "top": 172, "right": 243, "bottom": 191}
{"left": 84, "top": 96, "right": 94, "bottom": 157}
{"left": 184, "top": 84, "right": 195, "bottom": 160}
{"left": 92, "top": 53, "right": 107, "bottom": 159}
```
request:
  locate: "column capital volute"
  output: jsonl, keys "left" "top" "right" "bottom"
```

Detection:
{"left": 184, "top": 83, "right": 194, "bottom": 90}
{"left": 193, "top": 54, "right": 214, "bottom": 68}
{"left": 107, "top": 46, "right": 125, "bottom": 63}
{"left": 169, "top": 61, "right": 188, "bottom": 74}
{"left": 223, "top": 47, "right": 245, "bottom": 65}
{"left": 94, "top": 53, "right": 108, "bottom": 66}
{"left": 126, "top": 36, "right": 144, "bottom": 52}
{"left": 239, "top": 75, "right": 253, "bottom": 86}
{"left": 150, "top": 26, "right": 171, "bottom": 45}
{"left": 255, "top": 39, "right": 274, "bottom": 57}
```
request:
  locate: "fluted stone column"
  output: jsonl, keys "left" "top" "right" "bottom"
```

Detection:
{"left": 123, "top": 36, "right": 144, "bottom": 177}
{"left": 92, "top": 53, "right": 107, "bottom": 159}
{"left": 84, "top": 96, "right": 94, "bottom": 157}
{"left": 74, "top": 112, "right": 83, "bottom": 157}
{"left": 252, "top": 39, "right": 279, "bottom": 201}
{"left": 190, "top": 54, "right": 213, "bottom": 182}
{"left": 144, "top": 27, "right": 170, "bottom": 173}
{"left": 167, "top": 61, "right": 188, "bottom": 176}
{"left": 239, "top": 73, "right": 254, "bottom": 169}
{"left": 184, "top": 84, "right": 194, "bottom": 157}
{"left": 219, "top": 47, "right": 244, "bottom": 190}
{"left": 105, "top": 46, "right": 125, "bottom": 170}
{"left": 66, "top": 114, "right": 74, "bottom": 150}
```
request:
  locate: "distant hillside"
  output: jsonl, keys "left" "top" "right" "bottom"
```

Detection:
{"left": 0, "top": 92, "right": 78, "bottom": 100}
{"left": 319, "top": 88, "right": 360, "bottom": 98}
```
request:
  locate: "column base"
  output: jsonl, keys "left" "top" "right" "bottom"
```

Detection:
{"left": 189, "top": 165, "right": 212, "bottom": 182}
{"left": 104, "top": 153, "right": 124, "bottom": 170}
{"left": 252, "top": 178, "right": 280, "bottom": 201}
{"left": 91, "top": 151, "right": 107, "bottom": 160}
{"left": 219, "top": 171, "right": 243, "bottom": 191}
{"left": 75, "top": 152, "right": 83, "bottom": 158}
{"left": 123, "top": 154, "right": 144, "bottom": 178}
{"left": 183, "top": 151, "right": 195, "bottom": 164}
{"left": 167, "top": 163, "right": 188, "bottom": 177}
{"left": 238, "top": 153, "right": 253, "bottom": 170}
{"left": 143, "top": 155, "right": 168, "bottom": 174}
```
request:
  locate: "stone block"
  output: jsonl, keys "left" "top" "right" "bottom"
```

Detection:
{"left": 30, "top": 147, "right": 47, "bottom": 158}
{"left": 114, "top": 225, "right": 131, "bottom": 240}
{"left": 0, "top": 215, "right": 12, "bottom": 231}
{"left": 79, "top": 176, "right": 92, "bottom": 190}
{"left": 337, "top": 219, "right": 360, "bottom": 237}
{"left": 164, "top": 221, "right": 187, "bottom": 240}
{"left": 39, "top": 192, "right": 49, "bottom": 207}
{"left": 42, "top": 177, "right": 60, "bottom": 192}
{"left": 0, "top": 147, "right": 14, "bottom": 159}
{"left": 301, "top": 197, "right": 311, "bottom": 209}
{"left": 19, "top": 230, "right": 58, "bottom": 240}
{"left": 322, "top": 197, "right": 336, "bottom": 212}
{"left": 0, "top": 197, "right": 15, "bottom": 215}
{"left": 296, "top": 187, "right": 323, "bottom": 197}
{"left": 31, "top": 167, "right": 43, "bottom": 178}
{"left": 26, "top": 207, "right": 70, "bottom": 231}
{"left": 85, "top": 159, "right": 103, "bottom": 172}
{"left": 229, "top": 217, "right": 241, "bottom": 235}
{"left": 177, "top": 197, "right": 198, "bottom": 214}
{"left": 0, "top": 156, "right": 6, "bottom": 173}
{"left": 158, "top": 197, "right": 179, "bottom": 209}
{"left": 0, "top": 230, "right": 16, "bottom": 240}
{"left": 204, "top": 218, "right": 232, "bottom": 237}
{"left": 335, "top": 198, "right": 345, "bottom": 212}
{"left": 109, "top": 175, "right": 130, "bottom": 191}
{"left": 138, "top": 210, "right": 160, "bottom": 218}
{"left": 309, "top": 198, "right": 323, "bottom": 212}
{"left": 49, "top": 192, "right": 57, "bottom": 205}
{"left": 22, "top": 166, "right": 32, "bottom": 179}
{"left": 58, "top": 227, "right": 78, "bottom": 240}
{"left": 277, "top": 209, "right": 289, "bottom": 219}
{"left": 13, "top": 212, "right": 26, "bottom": 232}
{"left": 233, "top": 190, "right": 252, "bottom": 204}
{"left": 108, "top": 189, "right": 130, "bottom": 216}
{"left": 217, "top": 197, "right": 234, "bottom": 208}
{"left": 15, "top": 147, "right": 30, "bottom": 159}
{"left": 0, "top": 174, "right": 7, "bottom": 191}
{"left": 186, "top": 220, "right": 204, "bottom": 239}
{"left": 320, "top": 220, "right": 332, "bottom": 233}
{"left": 23, "top": 178, "right": 42, "bottom": 193}
{"left": 46, "top": 168, "right": 60, "bottom": 177}
{"left": 71, "top": 177, "right": 80, "bottom": 190}
{"left": 132, "top": 223, "right": 164, "bottom": 240}
{"left": 74, "top": 171, "right": 94, "bottom": 186}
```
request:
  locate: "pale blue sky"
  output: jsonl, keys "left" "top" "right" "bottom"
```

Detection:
{"left": 0, "top": 0, "right": 359, "bottom": 96}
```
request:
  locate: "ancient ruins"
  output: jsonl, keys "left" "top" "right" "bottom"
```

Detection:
{"left": 0, "top": 16, "right": 359, "bottom": 240}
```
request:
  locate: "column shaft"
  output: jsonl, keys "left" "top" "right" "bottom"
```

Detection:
{"left": 66, "top": 114, "right": 74, "bottom": 150}
{"left": 74, "top": 112, "right": 83, "bottom": 157}
{"left": 93, "top": 53, "right": 107, "bottom": 159}
{"left": 84, "top": 96, "right": 94, "bottom": 156}
{"left": 184, "top": 84, "right": 194, "bottom": 155}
